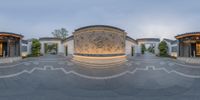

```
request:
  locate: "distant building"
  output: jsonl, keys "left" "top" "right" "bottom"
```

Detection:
{"left": 163, "top": 38, "right": 178, "bottom": 57}
{"left": 136, "top": 38, "right": 160, "bottom": 55}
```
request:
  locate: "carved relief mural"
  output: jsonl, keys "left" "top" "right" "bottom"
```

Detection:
{"left": 73, "top": 27, "right": 126, "bottom": 56}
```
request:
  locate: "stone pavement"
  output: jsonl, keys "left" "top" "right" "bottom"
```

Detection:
{"left": 0, "top": 54, "right": 200, "bottom": 100}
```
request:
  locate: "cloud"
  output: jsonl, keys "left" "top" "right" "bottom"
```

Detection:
{"left": 0, "top": 0, "right": 200, "bottom": 40}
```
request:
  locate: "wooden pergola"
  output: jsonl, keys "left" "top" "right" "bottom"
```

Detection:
{"left": 175, "top": 32, "right": 200, "bottom": 57}
{"left": 0, "top": 32, "right": 23, "bottom": 57}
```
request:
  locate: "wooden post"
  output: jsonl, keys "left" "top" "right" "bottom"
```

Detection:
{"left": 189, "top": 43, "right": 191, "bottom": 57}
{"left": 178, "top": 40, "right": 181, "bottom": 57}
{"left": 7, "top": 39, "right": 10, "bottom": 57}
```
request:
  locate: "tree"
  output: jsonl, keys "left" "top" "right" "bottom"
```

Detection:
{"left": 52, "top": 28, "right": 68, "bottom": 39}
{"left": 158, "top": 41, "right": 168, "bottom": 56}
{"left": 31, "top": 39, "right": 41, "bottom": 56}
{"left": 141, "top": 44, "right": 146, "bottom": 54}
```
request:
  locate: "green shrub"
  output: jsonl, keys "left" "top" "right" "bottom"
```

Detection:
{"left": 31, "top": 39, "right": 41, "bottom": 57}
{"left": 158, "top": 41, "right": 169, "bottom": 57}
{"left": 141, "top": 44, "right": 146, "bottom": 54}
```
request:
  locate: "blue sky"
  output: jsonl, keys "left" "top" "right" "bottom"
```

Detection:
{"left": 0, "top": 0, "right": 200, "bottom": 39}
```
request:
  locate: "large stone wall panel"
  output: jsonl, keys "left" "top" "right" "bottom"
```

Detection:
{"left": 73, "top": 26, "right": 126, "bottom": 56}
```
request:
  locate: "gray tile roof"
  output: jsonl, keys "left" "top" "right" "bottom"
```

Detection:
{"left": 62, "top": 35, "right": 74, "bottom": 43}
{"left": 175, "top": 32, "right": 200, "bottom": 37}
{"left": 75, "top": 25, "right": 125, "bottom": 32}
{"left": 21, "top": 40, "right": 28, "bottom": 44}
{"left": 0, "top": 32, "right": 23, "bottom": 38}
{"left": 163, "top": 38, "right": 174, "bottom": 43}
{"left": 136, "top": 38, "right": 160, "bottom": 42}
{"left": 39, "top": 37, "right": 62, "bottom": 41}
{"left": 126, "top": 36, "right": 137, "bottom": 44}
{"left": 171, "top": 40, "right": 178, "bottom": 45}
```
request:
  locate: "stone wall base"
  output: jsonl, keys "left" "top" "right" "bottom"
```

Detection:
{"left": 72, "top": 55, "right": 127, "bottom": 66}
{"left": 0, "top": 57, "right": 22, "bottom": 64}
{"left": 177, "top": 57, "right": 200, "bottom": 64}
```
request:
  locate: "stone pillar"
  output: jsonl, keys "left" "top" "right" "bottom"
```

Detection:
{"left": 40, "top": 42, "right": 45, "bottom": 55}
{"left": 27, "top": 41, "right": 32, "bottom": 55}
{"left": 155, "top": 42, "right": 159, "bottom": 55}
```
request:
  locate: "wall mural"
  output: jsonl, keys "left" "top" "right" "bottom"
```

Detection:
{"left": 74, "top": 29, "right": 126, "bottom": 56}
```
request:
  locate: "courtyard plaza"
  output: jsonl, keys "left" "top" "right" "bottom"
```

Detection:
{"left": 0, "top": 54, "right": 200, "bottom": 100}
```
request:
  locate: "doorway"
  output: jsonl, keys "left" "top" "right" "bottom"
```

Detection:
{"left": 196, "top": 43, "right": 200, "bottom": 56}
{"left": 65, "top": 46, "right": 68, "bottom": 56}
{"left": 0, "top": 42, "right": 2, "bottom": 57}
{"left": 44, "top": 43, "right": 58, "bottom": 55}
{"left": 131, "top": 46, "right": 134, "bottom": 56}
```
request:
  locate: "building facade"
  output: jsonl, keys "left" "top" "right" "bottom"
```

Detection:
{"left": 72, "top": 25, "right": 127, "bottom": 64}
{"left": 136, "top": 38, "right": 160, "bottom": 55}
{"left": 3, "top": 25, "right": 200, "bottom": 64}
{"left": 0, "top": 32, "right": 23, "bottom": 64}
{"left": 38, "top": 25, "right": 139, "bottom": 58}
{"left": 176, "top": 32, "right": 200, "bottom": 57}
{"left": 163, "top": 39, "right": 178, "bottom": 57}
{"left": 175, "top": 32, "right": 200, "bottom": 64}
{"left": 39, "top": 37, "right": 63, "bottom": 55}
{"left": 0, "top": 32, "right": 23, "bottom": 57}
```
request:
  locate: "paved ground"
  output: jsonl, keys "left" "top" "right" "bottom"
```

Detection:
{"left": 0, "top": 53, "right": 200, "bottom": 100}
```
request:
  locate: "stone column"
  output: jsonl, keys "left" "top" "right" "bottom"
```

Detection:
{"left": 40, "top": 42, "right": 44, "bottom": 55}
{"left": 155, "top": 42, "right": 159, "bottom": 55}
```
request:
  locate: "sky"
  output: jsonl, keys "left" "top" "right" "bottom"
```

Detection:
{"left": 0, "top": 0, "right": 200, "bottom": 40}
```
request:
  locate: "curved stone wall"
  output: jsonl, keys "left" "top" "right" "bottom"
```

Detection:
{"left": 73, "top": 26, "right": 126, "bottom": 57}
{"left": 72, "top": 25, "right": 127, "bottom": 65}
